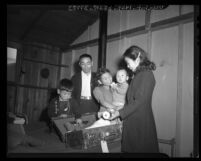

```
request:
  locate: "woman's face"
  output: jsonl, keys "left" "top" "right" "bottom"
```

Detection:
{"left": 124, "top": 57, "right": 140, "bottom": 72}
{"left": 100, "top": 72, "right": 113, "bottom": 86}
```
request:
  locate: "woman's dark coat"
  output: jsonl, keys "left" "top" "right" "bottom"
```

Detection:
{"left": 119, "top": 70, "right": 159, "bottom": 153}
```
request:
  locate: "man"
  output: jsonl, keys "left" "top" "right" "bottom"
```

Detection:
{"left": 71, "top": 54, "right": 99, "bottom": 123}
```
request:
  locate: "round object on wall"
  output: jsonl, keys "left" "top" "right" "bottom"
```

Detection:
{"left": 40, "top": 68, "right": 49, "bottom": 79}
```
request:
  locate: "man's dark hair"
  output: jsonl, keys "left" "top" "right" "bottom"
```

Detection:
{"left": 59, "top": 79, "right": 73, "bottom": 91}
{"left": 79, "top": 54, "right": 92, "bottom": 62}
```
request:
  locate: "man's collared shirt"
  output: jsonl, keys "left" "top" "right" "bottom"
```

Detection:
{"left": 81, "top": 71, "right": 91, "bottom": 97}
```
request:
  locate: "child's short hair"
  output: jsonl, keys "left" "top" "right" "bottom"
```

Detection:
{"left": 96, "top": 68, "right": 111, "bottom": 80}
{"left": 117, "top": 68, "right": 128, "bottom": 76}
{"left": 94, "top": 68, "right": 111, "bottom": 87}
{"left": 59, "top": 79, "right": 73, "bottom": 91}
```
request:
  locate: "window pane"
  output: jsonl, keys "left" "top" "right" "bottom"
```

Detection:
{"left": 7, "top": 47, "right": 17, "bottom": 81}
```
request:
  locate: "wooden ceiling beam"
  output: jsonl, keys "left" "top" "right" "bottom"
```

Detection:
{"left": 20, "top": 10, "right": 47, "bottom": 41}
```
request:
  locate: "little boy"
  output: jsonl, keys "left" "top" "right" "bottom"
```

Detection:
{"left": 111, "top": 69, "right": 129, "bottom": 110}
{"left": 48, "top": 78, "right": 81, "bottom": 120}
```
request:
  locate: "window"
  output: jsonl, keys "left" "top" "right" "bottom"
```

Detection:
{"left": 7, "top": 47, "right": 17, "bottom": 81}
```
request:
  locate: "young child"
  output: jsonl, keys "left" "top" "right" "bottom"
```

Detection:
{"left": 93, "top": 68, "right": 118, "bottom": 113}
{"left": 48, "top": 79, "right": 81, "bottom": 119}
{"left": 86, "top": 68, "right": 120, "bottom": 129}
{"left": 111, "top": 69, "right": 129, "bottom": 110}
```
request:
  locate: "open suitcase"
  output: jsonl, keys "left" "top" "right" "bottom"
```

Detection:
{"left": 65, "top": 120, "right": 122, "bottom": 151}
{"left": 50, "top": 113, "right": 97, "bottom": 142}
{"left": 51, "top": 113, "right": 122, "bottom": 152}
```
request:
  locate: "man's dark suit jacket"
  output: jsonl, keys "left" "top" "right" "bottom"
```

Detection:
{"left": 71, "top": 72, "right": 99, "bottom": 115}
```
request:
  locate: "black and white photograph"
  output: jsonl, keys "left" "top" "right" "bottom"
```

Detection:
{"left": 7, "top": 4, "right": 199, "bottom": 158}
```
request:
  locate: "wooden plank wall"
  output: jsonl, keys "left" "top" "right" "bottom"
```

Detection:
{"left": 7, "top": 86, "right": 16, "bottom": 113}
{"left": 66, "top": 5, "right": 194, "bottom": 157}
{"left": 15, "top": 43, "right": 61, "bottom": 122}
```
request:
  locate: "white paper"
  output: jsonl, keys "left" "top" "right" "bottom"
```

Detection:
{"left": 85, "top": 118, "right": 111, "bottom": 129}
{"left": 101, "top": 140, "right": 109, "bottom": 153}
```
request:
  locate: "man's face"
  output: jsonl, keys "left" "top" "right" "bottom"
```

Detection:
{"left": 79, "top": 57, "right": 93, "bottom": 74}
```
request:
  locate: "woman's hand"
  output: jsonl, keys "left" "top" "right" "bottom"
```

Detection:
{"left": 97, "top": 111, "right": 104, "bottom": 118}
{"left": 110, "top": 82, "right": 117, "bottom": 89}
{"left": 116, "top": 105, "right": 124, "bottom": 111}
{"left": 109, "top": 110, "right": 120, "bottom": 120}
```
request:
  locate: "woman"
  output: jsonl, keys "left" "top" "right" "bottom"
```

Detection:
{"left": 109, "top": 45, "right": 159, "bottom": 153}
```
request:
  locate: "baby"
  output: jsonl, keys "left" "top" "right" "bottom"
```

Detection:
{"left": 111, "top": 69, "right": 129, "bottom": 110}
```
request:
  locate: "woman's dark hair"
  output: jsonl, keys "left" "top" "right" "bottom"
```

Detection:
{"left": 123, "top": 45, "right": 156, "bottom": 73}
{"left": 94, "top": 68, "right": 111, "bottom": 87}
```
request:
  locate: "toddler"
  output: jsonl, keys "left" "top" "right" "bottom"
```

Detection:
{"left": 111, "top": 69, "right": 129, "bottom": 110}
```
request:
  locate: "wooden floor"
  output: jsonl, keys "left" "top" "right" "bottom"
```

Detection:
{"left": 7, "top": 122, "right": 170, "bottom": 158}
{"left": 7, "top": 121, "right": 121, "bottom": 156}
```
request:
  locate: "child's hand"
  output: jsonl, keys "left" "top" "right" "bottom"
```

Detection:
{"left": 76, "top": 118, "right": 82, "bottom": 124}
{"left": 64, "top": 108, "right": 68, "bottom": 111}
{"left": 109, "top": 110, "right": 120, "bottom": 120}
{"left": 110, "top": 82, "right": 117, "bottom": 89}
